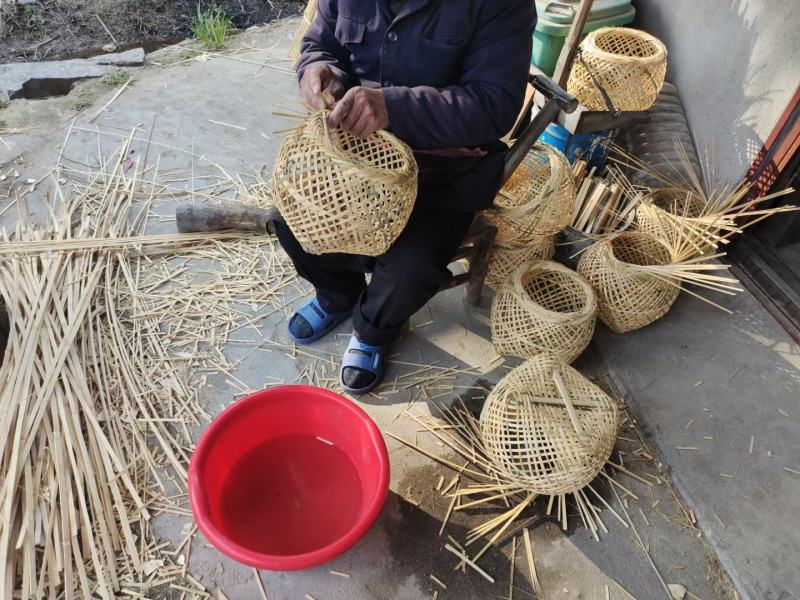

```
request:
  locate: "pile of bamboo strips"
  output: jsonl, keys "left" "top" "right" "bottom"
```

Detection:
{"left": 0, "top": 137, "right": 298, "bottom": 598}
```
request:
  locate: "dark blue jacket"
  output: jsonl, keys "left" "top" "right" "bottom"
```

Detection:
{"left": 297, "top": 0, "right": 536, "bottom": 210}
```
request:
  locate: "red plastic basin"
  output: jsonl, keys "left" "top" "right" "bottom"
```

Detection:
{"left": 189, "top": 385, "right": 390, "bottom": 571}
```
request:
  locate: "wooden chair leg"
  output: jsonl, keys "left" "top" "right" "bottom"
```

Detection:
{"left": 465, "top": 223, "right": 497, "bottom": 307}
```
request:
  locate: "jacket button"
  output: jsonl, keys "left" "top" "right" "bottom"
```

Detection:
{"left": 387, "top": 31, "right": 398, "bottom": 42}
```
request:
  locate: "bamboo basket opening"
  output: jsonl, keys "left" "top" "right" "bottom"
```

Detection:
{"left": 594, "top": 29, "right": 660, "bottom": 59}
{"left": 609, "top": 233, "right": 671, "bottom": 267}
{"left": 327, "top": 125, "right": 413, "bottom": 174}
{"left": 521, "top": 267, "right": 591, "bottom": 316}
{"left": 496, "top": 150, "right": 553, "bottom": 210}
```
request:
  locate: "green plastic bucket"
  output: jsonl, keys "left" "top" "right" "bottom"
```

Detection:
{"left": 532, "top": 1, "right": 636, "bottom": 75}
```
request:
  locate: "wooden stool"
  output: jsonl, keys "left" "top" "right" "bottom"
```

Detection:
{"left": 439, "top": 213, "right": 497, "bottom": 307}
{"left": 434, "top": 72, "right": 578, "bottom": 308}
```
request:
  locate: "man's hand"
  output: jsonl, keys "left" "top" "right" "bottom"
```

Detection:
{"left": 328, "top": 87, "right": 390, "bottom": 139}
{"left": 300, "top": 63, "right": 345, "bottom": 110}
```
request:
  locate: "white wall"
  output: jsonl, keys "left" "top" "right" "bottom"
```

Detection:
{"left": 634, "top": 0, "right": 800, "bottom": 185}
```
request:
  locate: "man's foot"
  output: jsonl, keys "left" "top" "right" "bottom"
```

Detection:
{"left": 287, "top": 298, "right": 351, "bottom": 345}
{"left": 340, "top": 334, "right": 386, "bottom": 394}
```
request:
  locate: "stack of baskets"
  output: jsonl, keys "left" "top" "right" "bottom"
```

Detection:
{"left": 568, "top": 27, "right": 667, "bottom": 112}
{"left": 484, "top": 142, "right": 575, "bottom": 289}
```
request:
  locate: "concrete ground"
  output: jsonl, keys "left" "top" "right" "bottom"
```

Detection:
{"left": 2, "top": 17, "right": 796, "bottom": 600}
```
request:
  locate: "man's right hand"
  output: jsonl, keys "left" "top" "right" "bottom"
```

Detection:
{"left": 300, "top": 63, "right": 345, "bottom": 110}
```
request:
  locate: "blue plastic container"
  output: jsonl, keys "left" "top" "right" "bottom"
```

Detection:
{"left": 539, "top": 122, "right": 612, "bottom": 168}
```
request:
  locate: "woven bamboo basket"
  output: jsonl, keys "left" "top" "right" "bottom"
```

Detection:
{"left": 568, "top": 27, "right": 667, "bottom": 112}
{"left": 577, "top": 232, "right": 680, "bottom": 333}
{"left": 480, "top": 354, "right": 620, "bottom": 496}
{"left": 272, "top": 111, "right": 418, "bottom": 256}
{"left": 488, "top": 143, "right": 575, "bottom": 244}
{"left": 636, "top": 188, "right": 716, "bottom": 256}
{"left": 485, "top": 235, "right": 555, "bottom": 290}
{"left": 288, "top": 0, "right": 318, "bottom": 62}
{"left": 491, "top": 261, "right": 596, "bottom": 363}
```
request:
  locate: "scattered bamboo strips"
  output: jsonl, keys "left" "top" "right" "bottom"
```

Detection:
{"left": 388, "top": 354, "right": 623, "bottom": 583}
{"left": 0, "top": 136, "right": 299, "bottom": 597}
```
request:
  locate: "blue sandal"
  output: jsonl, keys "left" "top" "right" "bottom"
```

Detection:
{"left": 287, "top": 298, "right": 351, "bottom": 345}
{"left": 339, "top": 335, "right": 386, "bottom": 394}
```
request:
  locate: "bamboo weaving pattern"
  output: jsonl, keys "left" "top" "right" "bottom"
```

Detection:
{"left": 485, "top": 235, "right": 555, "bottom": 290}
{"left": 272, "top": 111, "right": 418, "bottom": 256}
{"left": 577, "top": 232, "right": 680, "bottom": 333}
{"left": 480, "top": 354, "right": 620, "bottom": 496}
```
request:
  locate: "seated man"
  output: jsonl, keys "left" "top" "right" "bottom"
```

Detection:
{"left": 276, "top": 0, "right": 535, "bottom": 393}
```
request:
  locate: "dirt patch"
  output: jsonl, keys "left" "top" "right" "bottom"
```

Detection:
{"left": 0, "top": 0, "right": 303, "bottom": 63}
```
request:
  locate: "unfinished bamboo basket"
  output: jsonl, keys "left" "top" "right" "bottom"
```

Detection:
{"left": 568, "top": 27, "right": 667, "bottom": 112}
{"left": 491, "top": 261, "right": 596, "bottom": 363}
{"left": 288, "top": 0, "right": 318, "bottom": 62}
{"left": 577, "top": 232, "right": 680, "bottom": 333}
{"left": 636, "top": 187, "right": 716, "bottom": 255}
{"left": 272, "top": 111, "right": 418, "bottom": 256}
{"left": 480, "top": 354, "right": 620, "bottom": 496}
{"left": 485, "top": 235, "right": 555, "bottom": 290}
{"left": 488, "top": 143, "right": 575, "bottom": 243}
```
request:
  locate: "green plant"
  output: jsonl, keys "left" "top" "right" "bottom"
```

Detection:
{"left": 17, "top": 3, "right": 44, "bottom": 31}
{"left": 190, "top": 5, "right": 232, "bottom": 50}
{"left": 102, "top": 68, "right": 132, "bottom": 87}
{"left": 72, "top": 99, "right": 94, "bottom": 111}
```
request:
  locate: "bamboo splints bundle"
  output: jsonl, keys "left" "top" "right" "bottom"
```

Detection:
{"left": 570, "top": 160, "right": 641, "bottom": 235}
{"left": 0, "top": 139, "right": 298, "bottom": 597}
{"left": 288, "top": 0, "right": 318, "bottom": 62}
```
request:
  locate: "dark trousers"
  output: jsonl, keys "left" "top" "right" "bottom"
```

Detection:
{"left": 275, "top": 204, "right": 475, "bottom": 345}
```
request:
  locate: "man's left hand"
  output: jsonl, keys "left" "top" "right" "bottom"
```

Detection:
{"left": 328, "top": 87, "right": 389, "bottom": 139}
